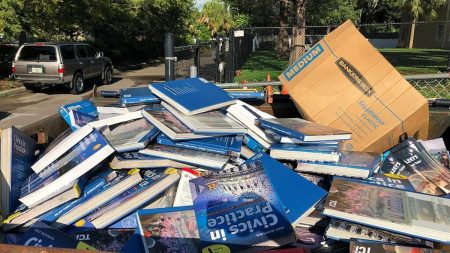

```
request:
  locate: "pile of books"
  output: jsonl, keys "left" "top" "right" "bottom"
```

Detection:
{"left": 0, "top": 77, "right": 449, "bottom": 253}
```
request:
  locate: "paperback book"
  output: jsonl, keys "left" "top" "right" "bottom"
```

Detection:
{"left": 137, "top": 206, "right": 199, "bottom": 253}
{"left": 19, "top": 129, "right": 115, "bottom": 208}
{"left": 148, "top": 77, "right": 236, "bottom": 115}
{"left": 58, "top": 100, "right": 98, "bottom": 128}
{"left": 323, "top": 177, "right": 450, "bottom": 243}
{"left": 255, "top": 118, "right": 351, "bottom": 142}
{"left": 295, "top": 151, "right": 381, "bottom": 178}
{"left": 120, "top": 87, "right": 160, "bottom": 107}
{"left": 157, "top": 133, "right": 242, "bottom": 156}
{"left": 1, "top": 126, "right": 36, "bottom": 215}
{"left": 189, "top": 158, "right": 296, "bottom": 252}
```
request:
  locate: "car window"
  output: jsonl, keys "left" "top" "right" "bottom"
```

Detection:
{"left": 84, "top": 45, "right": 97, "bottom": 58}
{"left": 18, "top": 46, "right": 57, "bottom": 62}
{"left": 76, "top": 45, "right": 88, "bottom": 59}
{"left": 60, "top": 45, "right": 75, "bottom": 60}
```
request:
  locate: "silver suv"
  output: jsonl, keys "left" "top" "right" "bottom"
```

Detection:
{"left": 12, "top": 42, "right": 113, "bottom": 94}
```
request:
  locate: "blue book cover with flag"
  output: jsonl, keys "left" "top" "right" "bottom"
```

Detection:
{"left": 189, "top": 153, "right": 297, "bottom": 252}
{"left": 157, "top": 133, "right": 242, "bottom": 156}
{"left": 58, "top": 100, "right": 98, "bottom": 127}
{"left": 120, "top": 87, "right": 160, "bottom": 106}
{"left": 149, "top": 77, "right": 236, "bottom": 115}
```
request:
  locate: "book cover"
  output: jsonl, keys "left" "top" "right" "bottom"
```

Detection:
{"left": 70, "top": 229, "right": 135, "bottom": 252}
{"left": 243, "top": 134, "right": 268, "bottom": 153}
{"left": 103, "top": 117, "right": 159, "bottom": 152}
{"left": 137, "top": 206, "right": 200, "bottom": 253}
{"left": 245, "top": 153, "right": 327, "bottom": 224}
{"left": 68, "top": 110, "right": 98, "bottom": 131}
{"left": 419, "top": 138, "right": 450, "bottom": 170}
{"left": 142, "top": 105, "right": 215, "bottom": 140}
{"left": 163, "top": 102, "right": 247, "bottom": 134}
{"left": 364, "top": 173, "right": 416, "bottom": 192}
{"left": 173, "top": 168, "right": 200, "bottom": 207}
{"left": 120, "top": 87, "right": 160, "bottom": 106}
{"left": 149, "top": 77, "right": 236, "bottom": 115}
{"left": 189, "top": 157, "right": 296, "bottom": 252}
{"left": 386, "top": 138, "right": 450, "bottom": 194}
{"left": 17, "top": 221, "right": 96, "bottom": 250}
{"left": 323, "top": 177, "right": 450, "bottom": 243}
{"left": 157, "top": 133, "right": 242, "bottom": 156}
{"left": 19, "top": 129, "right": 114, "bottom": 208}
{"left": 72, "top": 168, "right": 180, "bottom": 229}
{"left": 378, "top": 154, "right": 445, "bottom": 195}
{"left": 58, "top": 100, "right": 98, "bottom": 127}
{"left": 270, "top": 143, "right": 340, "bottom": 162}
{"left": 255, "top": 118, "right": 351, "bottom": 142}
{"left": 1, "top": 126, "right": 36, "bottom": 215}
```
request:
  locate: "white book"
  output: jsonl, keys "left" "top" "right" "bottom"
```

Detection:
{"left": 163, "top": 102, "right": 247, "bottom": 135}
{"left": 173, "top": 169, "right": 200, "bottom": 207}
{"left": 31, "top": 125, "right": 93, "bottom": 173}
{"left": 88, "top": 111, "right": 143, "bottom": 129}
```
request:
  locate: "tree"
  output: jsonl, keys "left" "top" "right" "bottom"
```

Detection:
{"left": 289, "top": 0, "right": 306, "bottom": 65}
{"left": 277, "top": 0, "right": 291, "bottom": 59}
{"left": 396, "top": 0, "right": 446, "bottom": 48}
{"left": 306, "top": 0, "right": 360, "bottom": 25}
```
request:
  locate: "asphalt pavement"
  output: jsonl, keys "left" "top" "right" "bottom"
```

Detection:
{"left": 0, "top": 62, "right": 165, "bottom": 129}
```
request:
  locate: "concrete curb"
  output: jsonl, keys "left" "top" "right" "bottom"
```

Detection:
{"left": 0, "top": 87, "right": 26, "bottom": 97}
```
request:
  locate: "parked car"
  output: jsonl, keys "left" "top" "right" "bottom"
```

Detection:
{"left": 12, "top": 42, "right": 113, "bottom": 94}
{"left": 0, "top": 44, "right": 18, "bottom": 78}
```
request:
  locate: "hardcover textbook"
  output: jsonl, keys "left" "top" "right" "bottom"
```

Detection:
{"left": 58, "top": 100, "right": 98, "bottom": 129}
{"left": 1, "top": 126, "right": 36, "bottom": 215}
{"left": 189, "top": 158, "right": 296, "bottom": 252}
{"left": 270, "top": 143, "right": 340, "bottom": 163}
{"left": 68, "top": 110, "right": 97, "bottom": 131}
{"left": 137, "top": 206, "right": 200, "bottom": 253}
{"left": 19, "top": 129, "right": 115, "bottom": 208}
{"left": 120, "top": 87, "right": 160, "bottom": 107}
{"left": 149, "top": 77, "right": 236, "bottom": 115}
{"left": 256, "top": 118, "right": 351, "bottom": 142}
{"left": 109, "top": 151, "right": 192, "bottom": 170}
{"left": 323, "top": 177, "right": 450, "bottom": 243}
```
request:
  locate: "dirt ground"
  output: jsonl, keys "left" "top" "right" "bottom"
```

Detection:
{"left": 0, "top": 79, "right": 22, "bottom": 91}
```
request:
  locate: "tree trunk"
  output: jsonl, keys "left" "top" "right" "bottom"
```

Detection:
{"left": 289, "top": 0, "right": 306, "bottom": 65}
{"left": 398, "top": 10, "right": 414, "bottom": 48}
{"left": 277, "top": 0, "right": 290, "bottom": 59}
{"left": 408, "top": 21, "right": 416, "bottom": 48}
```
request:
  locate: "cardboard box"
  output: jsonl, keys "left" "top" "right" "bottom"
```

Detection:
{"left": 278, "top": 20, "right": 429, "bottom": 153}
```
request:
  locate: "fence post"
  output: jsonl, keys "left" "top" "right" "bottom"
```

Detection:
{"left": 215, "top": 36, "right": 221, "bottom": 83}
{"left": 195, "top": 39, "right": 200, "bottom": 77}
{"left": 225, "top": 36, "right": 232, "bottom": 83}
{"left": 164, "top": 33, "right": 175, "bottom": 81}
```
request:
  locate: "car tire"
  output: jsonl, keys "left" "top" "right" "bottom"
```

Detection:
{"left": 24, "top": 83, "right": 41, "bottom": 92}
{"left": 70, "top": 72, "right": 85, "bottom": 95}
{"left": 103, "top": 66, "right": 113, "bottom": 85}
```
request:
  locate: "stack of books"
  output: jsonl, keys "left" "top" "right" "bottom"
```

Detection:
{"left": 0, "top": 77, "right": 449, "bottom": 253}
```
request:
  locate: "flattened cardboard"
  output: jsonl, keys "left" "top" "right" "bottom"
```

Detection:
{"left": 279, "top": 20, "right": 429, "bottom": 153}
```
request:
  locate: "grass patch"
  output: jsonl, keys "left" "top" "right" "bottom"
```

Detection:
{"left": 234, "top": 51, "right": 288, "bottom": 83}
{"left": 378, "top": 48, "right": 448, "bottom": 75}
{"left": 0, "top": 80, "right": 22, "bottom": 91}
{"left": 234, "top": 48, "right": 449, "bottom": 82}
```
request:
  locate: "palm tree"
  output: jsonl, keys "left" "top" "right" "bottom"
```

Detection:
{"left": 397, "top": 0, "right": 446, "bottom": 48}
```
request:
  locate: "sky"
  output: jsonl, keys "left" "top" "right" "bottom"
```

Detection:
{"left": 195, "top": 0, "right": 208, "bottom": 10}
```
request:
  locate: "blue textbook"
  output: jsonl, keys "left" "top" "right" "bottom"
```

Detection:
{"left": 19, "top": 129, "right": 115, "bottom": 208}
{"left": 189, "top": 154, "right": 297, "bottom": 252}
{"left": 58, "top": 100, "right": 98, "bottom": 127}
{"left": 149, "top": 77, "right": 236, "bottom": 115}
{"left": 18, "top": 221, "right": 96, "bottom": 250}
{"left": 1, "top": 126, "right": 36, "bottom": 215}
{"left": 120, "top": 87, "right": 160, "bottom": 107}
{"left": 157, "top": 133, "right": 242, "bottom": 156}
{"left": 70, "top": 168, "right": 180, "bottom": 229}
{"left": 256, "top": 118, "right": 351, "bottom": 142}
{"left": 68, "top": 110, "right": 98, "bottom": 131}
{"left": 270, "top": 143, "right": 340, "bottom": 162}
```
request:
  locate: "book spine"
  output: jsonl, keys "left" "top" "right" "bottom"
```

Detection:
{"left": 122, "top": 97, "right": 159, "bottom": 105}
{"left": 157, "top": 138, "right": 230, "bottom": 156}
{"left": 243, "top": 135, "right": 266, "bottom": 153}
{"left": 258, "top": 120, "right": 304, "bottom": 141}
